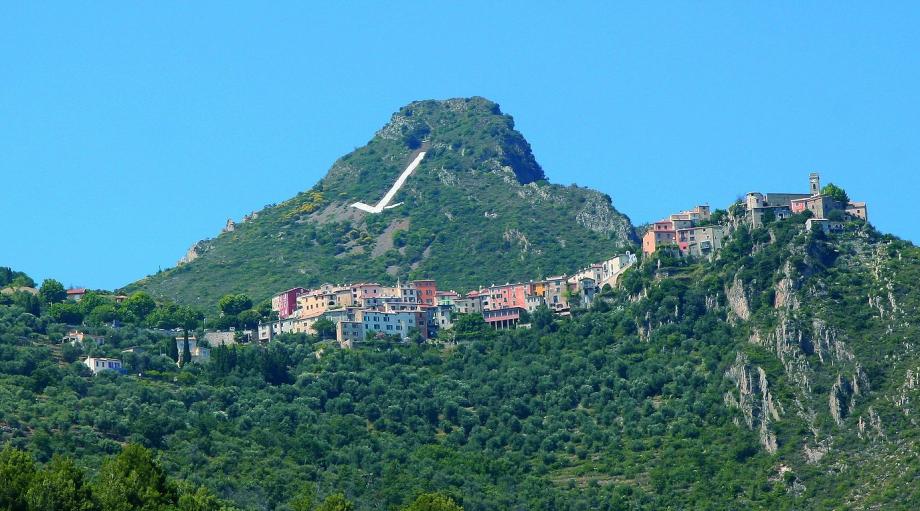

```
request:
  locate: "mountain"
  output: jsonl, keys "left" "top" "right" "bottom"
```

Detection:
{"left": 126, "top": 97, "right": 636, "bottom": 306}
{"left": 3, "top": 215, "right": 920, "bottom": 509}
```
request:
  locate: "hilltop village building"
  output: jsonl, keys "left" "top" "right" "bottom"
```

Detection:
{"left": 260, "top": 253, "right": 637, "bottom": 347}
{"left": 642, "top": 173, "right": 868, "bottom": 258}
{"left": 745, "top": 173, "right": 868, "bottom": 228}
{"left": 642, "top": 205, "right": 725, "bottom": 258}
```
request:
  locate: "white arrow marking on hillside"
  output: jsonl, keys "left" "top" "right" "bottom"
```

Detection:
{"left": 350, "top": 151, "right": 426, "bottom": 213}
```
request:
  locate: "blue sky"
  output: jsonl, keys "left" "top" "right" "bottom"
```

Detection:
{"left": 1, "top": 2, "right": 918, "bottom": 290}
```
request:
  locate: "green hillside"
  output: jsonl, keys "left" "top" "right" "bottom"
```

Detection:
{"left": 3, "top": 213, "right": 920, "bottom": 509}
{"left": 126, "top": 97, "right": 636, "bottom": 306}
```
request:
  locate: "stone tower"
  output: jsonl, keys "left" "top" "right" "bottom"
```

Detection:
{"left": 809, "top": 172, "right": 821, "bottom": 196}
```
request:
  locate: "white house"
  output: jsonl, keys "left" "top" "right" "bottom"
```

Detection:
{"left": 84, "top": 357, "right": 123, "bottom": 375}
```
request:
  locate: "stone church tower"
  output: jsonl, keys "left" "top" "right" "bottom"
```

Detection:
{"left": 809, "top": 172, "right": 821, "bottom": 196}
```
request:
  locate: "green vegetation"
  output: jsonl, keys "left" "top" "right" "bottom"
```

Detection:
{"left": 126, "top": 97, "right": 636, "bottom": 307}
{"left": 820, "top": 182, "right": 850, "bottom": 204}
{"left": 4, "top": 212, "right": 920, "bottom": 509}
{"left": 0, "top": 443, "right": 234, "bottom": 511}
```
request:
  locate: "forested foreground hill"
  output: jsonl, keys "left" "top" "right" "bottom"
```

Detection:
{"left": 3, "top": 213, "right": 920, "bottom": 510}
{"left": 125, "top": 97, "right": 635, "bottom": 307}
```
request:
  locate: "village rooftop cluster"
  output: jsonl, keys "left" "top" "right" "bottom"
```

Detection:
{"left": 642, "top": 172, "right": 868, "bottom": 258}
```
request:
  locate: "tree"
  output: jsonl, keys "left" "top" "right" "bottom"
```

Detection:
{"left": 408, "top": 327, "right": 424, "bottom": 345}
{"left": 176, "top": 306, "right": 202, "bottom": 368}
{"left": 76, "top": 293, "right": 107, "bottom": 317}
{"left": 0, "top": 267, "right": 12, "bottom": 287}
{"left": 39, "top": 279, "right": 67, "bottom": 304}
{"left": 452, "top": 314, "right": 490, "bottom": 340}
{"left": 531, "top": 304, "right": 556, "bottom": 332}
{"left": 124, "top": 292, "right": 156, "bottom": 321}
{"left": 12, "top": 291, "right": 41, "bottom": 316}
{"left": 166, "top": 336, "right": 180, "bottom": 362}
{"left": 209, "top": 314, "right": 238, "bottom": 331}
{"left": 710, "top": 208, "right": 728, "bottom": 225}
{"left": 25, "top": 456, "right": 95, "bottom": 511}
{"left": 316, "top": 493, "right": 354, "bottom": 511}
{"left": 146, "top": 304, "right": 180, "bottom": 330}
{"left": 87, "top": 304, "right": 118, "bottom": 326}
{"left": 48, "top": 302, "right": 84, "bottom": 325}
{"left": 0, "top": 445, "right": 36, "bottom": 511}
{"left": 11, "top": 274, "right": 36, "bottom": 288}
{"left": 175, "top": 484, "right": 228, "bottom": 511}
{"left": 237, "top": 309, "right": 261, "bottom": 330}
{"left": 255, "top": 300, "right": 276, "bottom": 320}
{"left": 403, "top": 493, "right": 464, "bottom": 511}
{"left": 180, "top": 337, "right": 192, "bottom": 368}
{"left": 287, "top": 485, "right": 315, "bottom": 511}
{"left": 260, "top": 343, "right": 292, "bottom": 385}
{"left": 218, "top": 294, "right": 252, "bottom": 317}
{"left": 313, "top": 318, "right": 336, "bottom": 340}
{"left": 92, "top": 444, "right": 177, "bottom": 511}
{"left": 821, "top": 183, "right": 850, "bottom": 205}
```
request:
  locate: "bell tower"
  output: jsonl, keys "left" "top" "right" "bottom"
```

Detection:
{"left": 809, "top": 172, "right": 821, "bottom": 196}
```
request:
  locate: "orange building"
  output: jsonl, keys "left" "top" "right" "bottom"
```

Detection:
{"left": 411, "top": 280, "right": 438, "bottom": 306}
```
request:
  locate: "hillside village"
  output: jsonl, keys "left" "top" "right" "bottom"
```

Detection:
{"left": 259, "top": 252, "right": 638, "bottom": 347}
{"left": 60, "top": 172, "right": 868, "bottom": 374}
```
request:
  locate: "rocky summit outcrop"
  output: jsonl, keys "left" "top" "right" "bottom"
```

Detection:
{"left": 126, "top": 97, "right": 636, "bottom": 305}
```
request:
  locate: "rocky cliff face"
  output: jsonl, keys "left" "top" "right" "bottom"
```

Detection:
{"left": 127, "top": 97, "right": 636, "bottom": 305}
{"left": 622, "top": 214, "right": 920, "bottom": 505}
{"left": 708, "top": 220, "right": 920, "bottom": 503}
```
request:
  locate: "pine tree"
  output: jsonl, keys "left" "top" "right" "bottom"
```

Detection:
{"left": 166, "top": 337, "right": 179, "bottom": 362}
{"left": 181, "top": 335, "right": 192, "bottom": 368}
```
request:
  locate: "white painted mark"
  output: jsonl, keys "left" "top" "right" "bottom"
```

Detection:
{"left": 350, "top": 151, "right": 426, "bottom": 214}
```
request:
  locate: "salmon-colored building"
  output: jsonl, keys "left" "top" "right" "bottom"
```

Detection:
{"left": 642, "top": 220, "right": 677, "bottom": 256}
{"left": 480, "top": 283, "right": 529, "bottom": 311}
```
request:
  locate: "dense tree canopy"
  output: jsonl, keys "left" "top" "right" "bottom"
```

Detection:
{"left": 1, "top": 212, "right": 919, "bottom": 510}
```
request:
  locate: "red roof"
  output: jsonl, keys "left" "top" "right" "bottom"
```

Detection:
{"left": 67, "top": 288, "right": 87, "bottom": 295}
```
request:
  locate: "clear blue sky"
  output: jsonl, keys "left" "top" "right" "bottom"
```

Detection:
{"left": 2, "top": 2, "right": 918, "bottom": 290}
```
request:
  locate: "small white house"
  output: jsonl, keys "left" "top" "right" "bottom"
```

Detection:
{"left": 64, "top": 330, "right": 104, "bottom": 347}
{"left": 83, "top": 357, "right": 123, "bottom": 375}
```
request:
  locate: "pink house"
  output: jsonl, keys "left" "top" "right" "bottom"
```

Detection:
{"left": 271, "top": 287, "right": 307, "bottom": 319}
